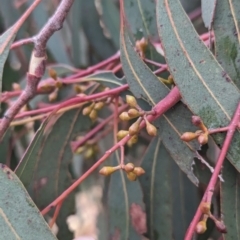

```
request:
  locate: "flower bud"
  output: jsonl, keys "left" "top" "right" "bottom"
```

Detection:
{"left": 200, "top": 202, "right": 211, "bottom": 215}
{"left": 192, "top": 116, "right": 208, "bottom": 132}
{"left": 83, "top": 103, "right": 95, "bottom": 116}
{"left": 94, "top": 102, "right": 105, "bottom": 110}
{"left": 198, "top": 133, "right": 208, "bottom": 145}
{"left": 124, "top": 163, "right": 135, "bottom": 172}
{"left": 117, "top": 130, "right": 129, "bottom": 140}
{"left": 89, "top": 109, "right": 98, "bottom": 121}
{"left": 167, "top": 75, "right": 174, "bottom": 84}
{"left": 126, "top": 95, "right": 138, "bottom": 108}
{"left": 119, "top": 112, "right": 131, "bottom": 121}
{"left": 84, "top": 147, "right": 94, "bottom": 159}
{"left": 133, "top": 167, "right": 145, "bottom": 176}
{"left": 128, "top": 109, "right": 140, "bottom": 118}
{"left": 129, "top": 118, "right": 141, "bottom": 136}
{"left": 74, "top": 84, "right": 82, "bottom": 93}
{"left": 127, "top": 135, "right": 138, "bottom": 147}
{"left": 12, "top": 83, "right": 21, "bottom": 91}
{"left": 145, "top": 120, "right": 157, "bottom": 136}
{"left": 48, "top": 90, "right": 58, "bottom": 102}
{"left": 195, "top": 221, "right": 207, "bottom": 234}
{"left": 99, "top": 166, "right": 118, "bottom": 176}
{"left": 48, "top": 68, "right": 57, "bottom": 80}
{"left": 215, "top": 220, "right": 227, "bottom": 233}
{"left": 55, "top": 81, "right": 62, "bottom": 89}
{"left": 126, "top": 171, "right": 137, "bottom": 181}
{"left": 75, "top": 146, "right": 85, "bottom": 154}
{"left": 180, "top": 132, "right": 198, "bottom": 142}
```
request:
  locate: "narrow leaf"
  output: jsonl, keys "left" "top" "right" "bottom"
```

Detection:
{"left": 0, "top": 165, "right": 57, "bottom": 240}
{"left": 156, "top": 0, "right": 240, "bottom": 172}
{"left": 16, "top": 109, "right": 92, "bottom": 239}
{"left": 221, "top": 160, "right": 240, "bottom": 239}
{"left": 120, "top": 26, "right": 199, "bottom": 185}
{"left": 213, "top": 0, "right": 240, "bottom": 88}
{"left": 140, "top": 137, "right": 199, "bottom": 239}
{"left": 108, "top": 152, "right": 145, "bottom": 240}
{"left": 201, "top": 0, "right": 217, "bottom": 29}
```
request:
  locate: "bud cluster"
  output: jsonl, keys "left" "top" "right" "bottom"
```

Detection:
{"left": 82, "top": 101, "right": 105, "bottom": 121}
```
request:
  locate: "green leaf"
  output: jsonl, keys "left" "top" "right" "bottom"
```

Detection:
{"left": 221, "top": 160, "right": 240, "bottom": 239}
{"left": 139, "top": 137, "right": 199, "bottom": 239}
{"left": 107, "top": 152, "right": 145, "bottom": 239}
{"left": 0, "top": 165, "right": 57, "bottom": 240}
{"left": 156, "top": 0, "right": 240, "bottom": 172}
{"left": 213, "top": 0, "right": 240, "bottom": 88}
{"left": 80, "top": 0, "right": 116, "bottom": 60}
{"left": 98, "top": 0, "right": 120, "bottom": 48}
{"left": 16, "top": 109, "right": 92, "bottom": 240}
{"left": 201, "top": 0, "right": 217, "bottom": 29}
{"left": 124, "top": 0, "right": 157, "bottom": 39}
{"left": 120, "top": 26, "right": 199, "bottom": 185}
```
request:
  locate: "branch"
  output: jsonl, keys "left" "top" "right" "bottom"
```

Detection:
{"left": 0, "top": 0, "right": 74, "bottom": 141}
{"left": 41, "top": 86, "right": 181, "bottom": 215}
{"left": 185, "top": 102, "right": 240, "bottom": 239}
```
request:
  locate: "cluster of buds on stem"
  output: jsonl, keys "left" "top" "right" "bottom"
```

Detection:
{"left": 195, "top": 202, "right": 227, "bottom": 234}
{"left": 82, "top": 101, "right": 105, "bottom": 121}
{"left": 135, "top": 37, "right": 148, "bottom": 58}
{"left": 181, "top": 116, "right": 209, "bottom": 145}
{"left": 118, "top": 95, "right": 157, "bottom": 147}
{"left": 99, "top": 162, "right": 145, "bottom": 181}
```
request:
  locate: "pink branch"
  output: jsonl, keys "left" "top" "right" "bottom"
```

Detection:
{"left": 185, "top": 102, "right": 240, "bottom": 239}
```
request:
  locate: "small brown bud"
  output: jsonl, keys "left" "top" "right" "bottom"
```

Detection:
{"left": 215, "top": 220, "right": 227, "bottom": 233}
{"left": 89, "top": 109, "right": 98, "bottom": 121}
{"left": 12, "top": 83, "right": 21, "bottom": 91}
{"left": 48, "top": 68, "right": 57, "bottom": 80}
{"left": 195, "top": 221, "right": 207, "bottom": 234}
{"left": 39, "top": 84, "right": 55, "bottom": 93}
{"left": 127, "top": 171, "right": 137, "bottom": 181}
{"left": 99, "top": 166, "right": 118, "bottom": 176}
{"left": 127, "top": 135, "right": 138, "bottom": 147}
{"left": 200, "top": 202, "right": 211, "bottom": 215}
{"left": 117, "top": 130, "right": 129, "bottom": 140}
{"left": 84, "top": 147, "right": 94, "bottom": 159}
{"left": 145, "top": 120, "right": 157, "bottom": 136}
{"left": 75, "top": 146, "right": 85, "bottom": 154}
{"left": 94, "top": 102, "right": 105, "bottom": 110}
{"left": 192, "top": 116, "right": 208, "bottom": 132}
{"left": 119, "top": 112, "right": 131, "bottom": 121}
{"left": 198, "top": 133, "right": 208, "bottom": 145}
{"left": 124, "top": 163, "right": 135, "bottom": 172}
{"left": 133, "top": 167, "right": 145, "bottom": 176}
{"left": 83, "top": 103, "right": 95, "bottom": 116}
{"left": 129, "top": 118, "right": 141, "bottom": 136}
{"left": 180, "top": 132, "right": 198, "bottom": 142}
{"left": 74, "top": 84, "right": 82, "bottom": 93}
{"left": 128, "top": 109, "right": 140, "bottom": 118}
{"left": 55, "top": 81, "right": 62, "bottom": 89}
{"left": 126, "top": 95, "right": 138, "bottom": 108}
{"left": 167, "top": 75, "right": 174, "bottom": 84}
{"left": 48, "top": 89, "right": 58, "bottom": 102}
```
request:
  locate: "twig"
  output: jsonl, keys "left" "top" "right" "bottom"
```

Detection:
{"left": 185, "top": 102, "right": 240, "bottom": 239}
{"left": 49, "top": 200, "right": 63, "bottom": 228}
{"left": 41, "top": 86, "right": 181, "bottom": 216}
{"left": 0, "top": 0, "right": 75, "bottom": 141}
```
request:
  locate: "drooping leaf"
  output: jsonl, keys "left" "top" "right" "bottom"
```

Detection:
{"left": 107, "top": 152, "right": 145, "bottom": 240}
{"left": 0, "top": 165, "right": 57, "bottom": 240}
{"left": 221, "top": 160, "right": 240, "bottom": 239}
{"left": 120, "top": 25, "right": 199, "bottom": 185}
{"left": 16, "top": 108, "right": 92, "bottom": 240}
{"left": 123, "top": 0, "right": 158, "bottom": 40}
{"left": 213, "top": 0, "right": 240, "bottom": 88}
{"left": 156, "top": 0, "right": 240, "bottom": 172}
{"left": 80, "top": 0, "right": 116, "bottom": 60}
{"left": 140, "top": 137, "right": 199, "bottom": 239}
{"left": 201, "top": 0, "right": 217, "bottom": 30}
{"left": 98, "top": 0, "right": 120, "bottom": 48}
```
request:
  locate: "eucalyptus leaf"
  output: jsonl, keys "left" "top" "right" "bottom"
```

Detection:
{"left": 213, "top": 0, "right": 240, "bottom": 88}
{"left": 156, "top": 0, "right": 240, "bottom": 172}
{"left": 0, "top": 165, "right": 57, "bottom": 240}
{"left": 108, "top": 151, "right": 145, "bottom": 240}
{"left": 120, "top": 25, "right": 199, "bottom": 185}
{"left": 16, "top": 109, "right": 92, "bottom": 240}
{"left": 201, "top": 0, "right": 217, "bottom": 30}
{"left": 221, "top": 160, "right": 240, "bottom": 239}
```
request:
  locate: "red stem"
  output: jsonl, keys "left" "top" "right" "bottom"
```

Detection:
{"left": 41, "top": 86, "right": 181, "bottom": 216}
{"left": 185, "top": 102, "right": 240, "bottom": 240}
